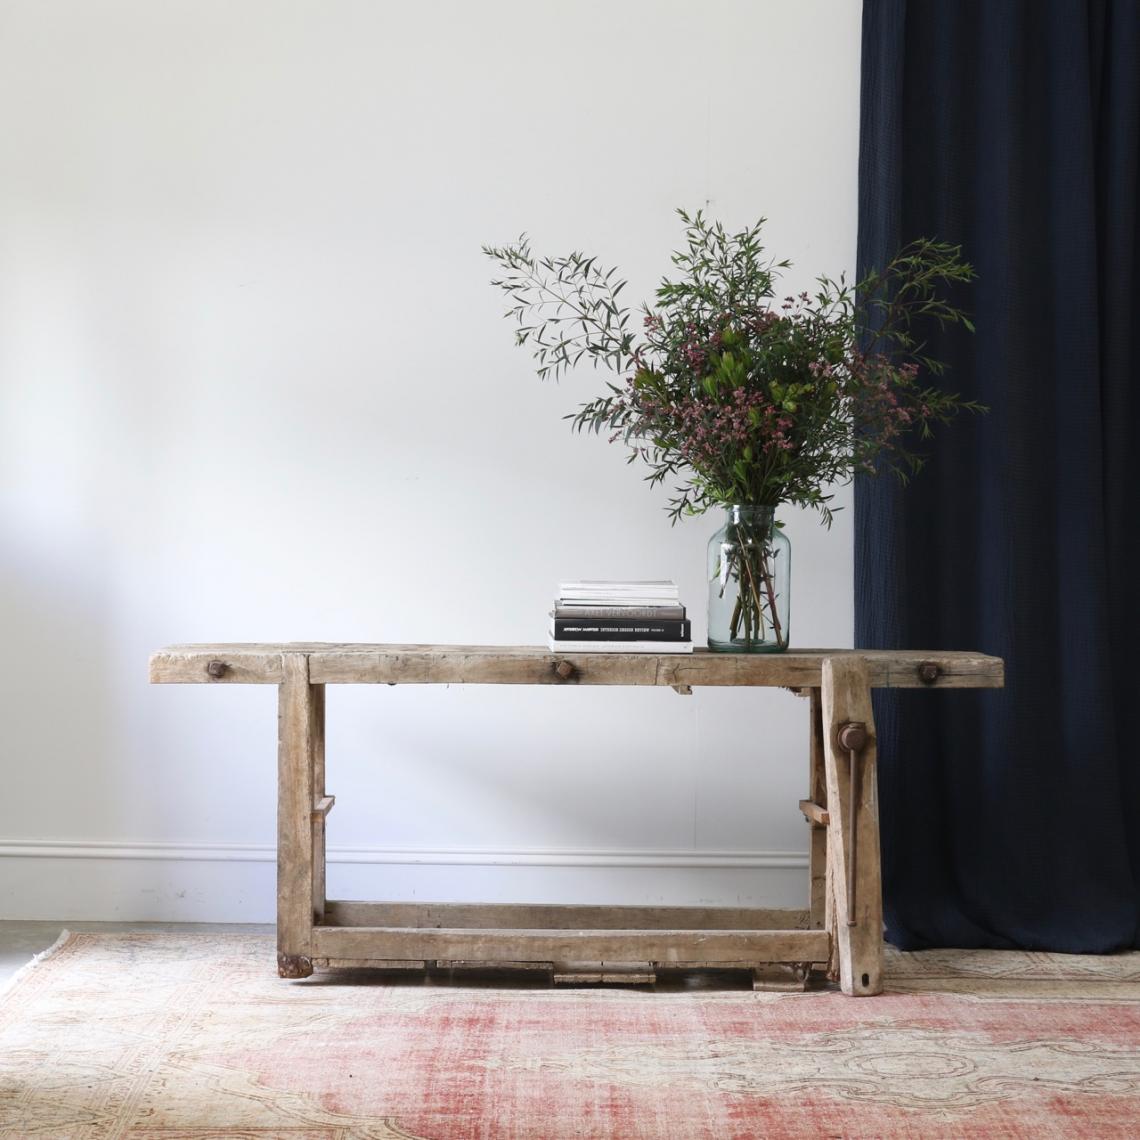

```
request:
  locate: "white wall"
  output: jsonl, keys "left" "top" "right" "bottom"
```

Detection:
{"left": 0, "top": 0, "right": 861, "bottom": 920}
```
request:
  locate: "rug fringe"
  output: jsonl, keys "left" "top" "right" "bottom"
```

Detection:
{"left": 0, "top": 928, "right": 73, "bottom": 1001}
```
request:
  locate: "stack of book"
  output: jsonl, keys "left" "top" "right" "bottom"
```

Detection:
{"left": 548, "top": 580, "right": 693, "bottom": 653}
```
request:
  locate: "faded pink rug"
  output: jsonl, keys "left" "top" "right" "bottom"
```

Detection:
{"left": 2, "top": 932, "right": 1139, "bottom": 1138}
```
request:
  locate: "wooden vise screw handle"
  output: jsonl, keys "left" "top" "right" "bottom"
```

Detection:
{"left": 836, "top": 721, "right": 868, "bottom": 926}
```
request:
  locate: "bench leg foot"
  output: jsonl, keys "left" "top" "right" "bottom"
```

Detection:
{"left": 277, "top": 953, "right": 313, "bottom": 979}
{"left": 751, "top": 963, "right": 809, "bottom": 991}
{"left": 822, "top": 655, "right": 884, "bottom": 996}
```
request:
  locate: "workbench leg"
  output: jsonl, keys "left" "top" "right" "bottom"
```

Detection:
{"left": 807, "top": 687, "right": 828, "bottom": 931}
{"left": 277, "top": 653, "right": 317, "bottom": 979}
{"left": 311, "top": 683, "right": 327, "bottom": 923}
{"left": 822, "top": 655, "right": 883, "bottom": 995}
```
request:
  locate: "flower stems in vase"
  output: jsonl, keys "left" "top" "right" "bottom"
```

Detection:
{"left": 709, "top": 506, "right": 790, "bottom": 653}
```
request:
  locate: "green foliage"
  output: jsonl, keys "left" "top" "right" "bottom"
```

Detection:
{"left": 484, "top": 210, "right": 982, "bottom": 525}
{"left": 480, "top": 237, "right": 634, "bottom": 379}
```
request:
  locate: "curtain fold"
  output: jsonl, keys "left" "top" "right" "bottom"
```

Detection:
{"left": 857, "top": 0, "right": 1140, "bottom": 951}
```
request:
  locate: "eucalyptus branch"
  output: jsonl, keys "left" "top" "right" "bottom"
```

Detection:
{"left": 483, "top": 236, "right": 635, "bottom": 379}
{"left": 858, "top": 238, "right": 977, "bottom": 364}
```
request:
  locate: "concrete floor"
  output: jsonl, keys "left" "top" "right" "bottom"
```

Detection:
{"left": 0, "top": 921, "right": 272, "bottom": 987}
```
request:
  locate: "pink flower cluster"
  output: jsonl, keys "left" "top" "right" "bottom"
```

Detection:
{"left": 632, "top": 384, "right": 795, "bottom": 472}
{"left": 847, "top": 355, "right": 933, "bottom": 470}
{"left": 614, "top": 300, "right": 948, "bottom": 500}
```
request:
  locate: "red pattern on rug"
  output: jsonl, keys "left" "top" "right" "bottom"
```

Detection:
{"left": 1, "top": 933, "right": 1139, "bottom": 1138}
{"left": 207, "top": 987, "right": 1140, "bottom": 1138}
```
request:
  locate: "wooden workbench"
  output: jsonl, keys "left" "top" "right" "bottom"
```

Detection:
{"left": 149, "top": 644, "right": 1003, "bottom": 995}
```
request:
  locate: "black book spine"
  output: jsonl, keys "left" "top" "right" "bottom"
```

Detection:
{"left": 551, "top": 618, "right": 691, "bottom": 641}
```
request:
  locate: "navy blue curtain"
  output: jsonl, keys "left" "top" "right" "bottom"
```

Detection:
{"left": 857, "top": 0, "right": 1140, "bottom": 950}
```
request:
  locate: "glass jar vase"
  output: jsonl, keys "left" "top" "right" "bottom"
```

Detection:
{"left": 707, "top": 505, "right": 791, "bottom": 653}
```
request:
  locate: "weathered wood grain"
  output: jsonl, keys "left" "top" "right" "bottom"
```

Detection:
{"left": 310, "top": 683, "right": 327, "bottom": 924}
{"left": 554, "top": 968, "right": 656, "bottom": 984}
{"left": 150, "top": 650, "right": 286, "bottom": 684}
{"left": 822, "top": 656, "right": 883, "bottom": 996}
{"left": 322, "top": 901, "right": 811, "bottom": 931}
{"left": 152, "top": 640, "right": 1002, "bottom": 993}
{"left": 150, "top": 643, "right": 1004, "bottom": 689}
{"left": 311, "top": 925, "right": 830, "bottom": 964}
{"left": 752, "top": 963, "right": 811, "bottom": 991}
{"left": 277, "top": 654, "right": 316, "bottom": 979}
{"left": 806, "top": 687, "right": 829, "bottom": 930}
{"left": 436, "top": 960, "right": 552, "bottom": 972}
{"left": 799, "top": 800, "right": 830, "bottom": 827}
{"left": 310, "top": 958, "right": 426, "bottom": 970}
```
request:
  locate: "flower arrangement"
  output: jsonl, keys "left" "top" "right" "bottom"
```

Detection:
{"left": 485, "top": 210, "right": 980, "bottom": 650}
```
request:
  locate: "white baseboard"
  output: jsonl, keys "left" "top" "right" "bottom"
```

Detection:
{"left": 0, "top": 840, "right": 809, "bottom": 922}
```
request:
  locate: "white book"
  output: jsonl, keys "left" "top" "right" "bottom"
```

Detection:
{"left": 558, "top": 580, "right": 680, "bottom": 604}
{"left": 546, "top": 637, "right": 694, "bottom": 654}
{"left": 560, "top": 579, "right": 678, "bottom": 592}
{"left": 558, "top": 601, "right": 681, "bottom": 610}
